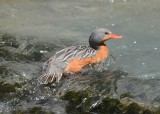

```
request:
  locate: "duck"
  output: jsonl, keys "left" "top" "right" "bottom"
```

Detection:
{"left": 38, "top": 28, "right": 122, "bottom": 84}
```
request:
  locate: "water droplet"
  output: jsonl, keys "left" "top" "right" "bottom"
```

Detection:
{"left": 154, "top": 48, "right": 157, "bottom": 50}
{"left": 109, "top": 0, "right": 114, "bottom": 3}
{"left": 134, "top": 41, "right": 136, "bottom": 44}
{"left": 142, "top": 63, "right": 146, "bottom": 66}
{"left": 11, "top": 14, "right": 15, "bottom": 17}
{"left": 111, "top": 24, "right": 115, "bottom": 26}
{"left": 40, "top": 50, "right": 47, "bottom": 53}
{"left": 35, "top": 97, "right": 40, "bottom": 101}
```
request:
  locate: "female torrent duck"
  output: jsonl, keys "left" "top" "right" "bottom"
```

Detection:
{"left": 39, "top": 28, "right": 122, "bottom": 84}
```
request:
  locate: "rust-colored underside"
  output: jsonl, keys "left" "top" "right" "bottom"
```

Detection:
{"left": 64, "top": 45, "right": 109, "bottom": 74}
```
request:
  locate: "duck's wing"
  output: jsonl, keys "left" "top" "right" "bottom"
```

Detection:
{"left": 38, "top": 45, "right": 96, "bottom": 84}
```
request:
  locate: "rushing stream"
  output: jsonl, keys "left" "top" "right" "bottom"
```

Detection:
{"left": 0, "top": 0, "right": 160, "bottom": 113}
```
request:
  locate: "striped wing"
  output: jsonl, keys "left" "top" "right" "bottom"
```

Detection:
{"left": 38, "top": 45, "right": 96, "bottom": 84}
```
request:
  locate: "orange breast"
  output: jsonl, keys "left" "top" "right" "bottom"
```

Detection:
{"left": 64, "top": 45, "right": 109, "bottom": 74}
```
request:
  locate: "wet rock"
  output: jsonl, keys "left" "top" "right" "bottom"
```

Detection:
{"left": 62, "top": 89, "right": 160, "bottom": 114}
{"left": 12, "top": 95, "right": 66, "bottom": 114}
{"left": 62, "top": 89, "right": 93, "bottom": 114}
{"left": 0, "top": 64, "right": 28, "bottom": 83}
{"left": 0, "top": 80, "right": 16, "bottom": 101}
{"left": 18, "top": 41, "right": 63, "bottom": 62}
{"left": 153, "top": 107, "right": 160, "bottom": 114}
{"left": 0, "top": 80, "right": 16, "bottom": 93}
{"left": 0, "top": 65, "right": 12, "bottom": 76}
{"left": 143, "top": 109, "right": 152, "bottom": 114}
{"left": 13, "top": 107, "right": 55, "bottom": 114}
{"left": 120, "top": 92, "right": 134, "bottom": 99}
{"left": 0, "top": 102, "right": 12, "bottom": 113}
{"left": 0, "top": 32, "right": 61, "bottom": 62}
{"left": 0, "top": 46, "right": 43, "bottom": 62}
{"left": 90, "top": 97, "right": 123, "bottom": 114}
{"left": 125, "top": 102, "right": 141, "bottom": 114}
{"left": 18, "top": 43, "right": 46, "bottom": 61}
{"left": 0, "top": 33, "right": 20, "bottom": 48}
{"left": 116, "top": 77, "right": 160, "bottom": 105}
{"left": 102, "top": 97, "right": 123, "bottom": 113}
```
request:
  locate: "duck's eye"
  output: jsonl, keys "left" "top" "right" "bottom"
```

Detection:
{"left": 105, "top": 32, "right": 109, "bottom": 35}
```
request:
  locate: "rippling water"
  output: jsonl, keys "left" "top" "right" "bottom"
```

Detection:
{"left": 0, "top": 0, "right": 160, "bottom": 113}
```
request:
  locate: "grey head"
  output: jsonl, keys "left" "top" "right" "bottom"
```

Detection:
{"left": 89, "top": 28, "right": 112, "bottom": 50}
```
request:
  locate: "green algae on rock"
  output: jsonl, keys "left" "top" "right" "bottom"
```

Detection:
{"left": 0, "top": 65, "right": 12, "bottom": 76}
{"left": 0, "top": 46, "right": 44, "bottom": 62}
{"left": 125, "top": 102, "right": 141, "bottom": 114}
{"left": 0, "top": 80, "right": 16, "bottom": 93}
{"left": 62, "top": 90, "right": 123, "bottom": 114}
{"left": 0, "top": 32, "right": 47, "bottom": 61}
{"left": 100, "top": 97, "right": 123, "bottom": 114}
{"left": 62, "top": 89, "right": 93, "bottom": 114}
{"left": 0, "top": 80, "right": 16, "bottom": 101}
{"left": 0, "top": 33, "right": 20, "bottom": 48}
{"left": 120, "top": 92, "right": 134, "bottom": 99}
{"left": 0, "top": 47, "right": 27, "bottom": 61}
{"left": 13, "top": 107, "right": 55, "bottom": 114}
{"left": 62, "top": 90, "right": 160, "bottom": 114}
{"left": 0, "top": 79, "right": 28, "bottom": 102}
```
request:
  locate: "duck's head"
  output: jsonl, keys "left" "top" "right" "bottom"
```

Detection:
{"left": 89, "top": 28, "right": 122, "bottom": 49}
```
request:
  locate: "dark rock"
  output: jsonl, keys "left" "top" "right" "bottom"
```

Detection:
{"left": 0, "top": 33, "right": 20, "bottom": 48}
{"left": 0, "top": 80, "right": 16, "bottom": 93}
{"left": 13, "top": 107, "right": 55, "bottom": 114}
{"left": 0, "top": 80, "right": 16, "bottom": 101}
{"left": 125, "top": 102, "right": 141, "bottom": 114}
{"left": 120, "top": 92, "right": 134, "bottom": 99}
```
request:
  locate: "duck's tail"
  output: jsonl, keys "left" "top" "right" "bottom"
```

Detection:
{"left": 38, "top": 72, "right": 63, "bottom": 84}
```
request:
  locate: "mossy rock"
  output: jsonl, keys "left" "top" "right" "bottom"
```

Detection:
{"left": 0, "top": 80, "right": 25, "bottom": 102}
{"left": 124, "top": 102, "right": 141, "bottom": 114}
{"left": 0, "top": 80, "right": 17, "bottom": 101}
{"left": 13, "top": 107, "right": 55, "bottom": 114}
{"left": 62, "top": 89, "right": 91, "bottom": 104}
{"left": 0, "top": 80, "right": 16, "bottom": 93}
{"left": 0, "top": 65, "right": 11, "bottom": 76}
{"left": 82, "top": 97, "right": 93, "bottom": 112}
{"left": 0, "top": 48, "right": 26, "bottom": 61}
{"left": 120, "top": 92, "right": 134, "bottom": 99}
{"left": 153, "top": 107, "right": 160, "bottom": 114}
{"left": 62, "top": 89, "right": 160, "bottom": 114}
{"left": 62, "top": 89, "right": 92, "bottom": 114}
{"left": 28, "top": 107, "right": 45, "bottom": 114}
{"left": 0, "top": 33, "right": 62, "bottom": 61}
{"left": 143, "top": 109, "right": 152, "bottom": 114}
{"left": 0, "top": 46, "right": 44, "bottom": 61}
{"left": 20, "top": 42, "right": 61, "bottom": 61}
{"left": 62, "top": 90, "right": 136, "bottom": 114}
{"left": 0, "top": 33, "right": 19, "bottom": 48}
{"left": 92, "top": 97, "right": 123, "bottom": 114}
